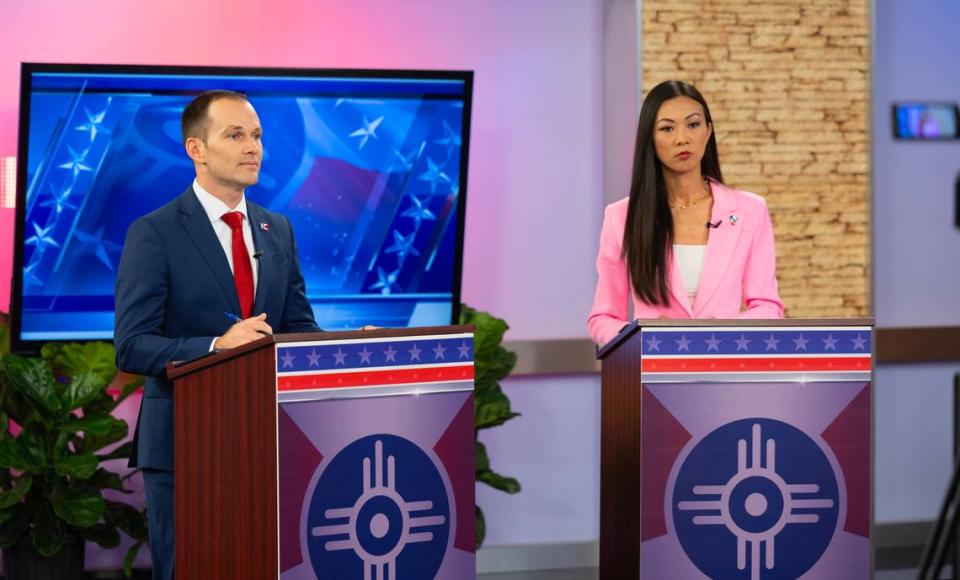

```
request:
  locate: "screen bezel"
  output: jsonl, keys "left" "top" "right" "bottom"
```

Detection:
{"left": 11, "top": 62, "right": 473, "bottom": 355}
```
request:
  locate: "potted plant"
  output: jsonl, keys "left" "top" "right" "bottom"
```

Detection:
{"left": 0, "top": 337, "right": 148, "bottom": 579}
{"left": 460, "top": 305, "right": 521, "bottom": 548}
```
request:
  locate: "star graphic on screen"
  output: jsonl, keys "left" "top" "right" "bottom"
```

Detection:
{"left": 22, "top": 262, "right": 43, "bottom": 287}
{"left": 674, "top": 335, "right": 691, "bottom": 352}
{"left": 25, "top": 222, "right": 60, "bottom": 250}
{"left": 822, "top": 334, "right": 838, "bottom": 351}
{"left": 58, "top": 146, "right": 92, "bottom": 177}
{"left": 73, "top": 227, "right": 122, "bottom": 270}
{"left": 457, "top": 341, "right": 471, "bottom": 359}
{"left": 306, "top": 349, "right": 321, "bottom": 367}
{"left": 435, "top": 121, "right": 461, "bottom": 158}
{"left": 383, "top": 345, "right": 398, "bottom": 362}
{"left": 385, "top": 230, "right": 420, "bottom": 262}
{"left": 333, "top": 97, "right": 384, "bottom": 109}
{"left": 349, "top": 115, "right": 384, "bottom": 149}
{"left": 763, "top": 334, "right": 781, "bottom": 351}
{"left": 280, "top": 351, "right": 296, "bottom": 369}
{"left": 417, "top": 157, "right": 450, "bottom": 194}
{"left": 389, "top": 142, "right": 425, "bottom": 172}
{"left": 408, "top": 343, "right": 423, "bottom": 362}
{"left": 369, "top": 266, "right": 400, "bottom": 295}
{"left": 40, "top": 184, "right": 77, "bottom": 214}
{"left": 792, "top": 334, "right": 809, "bottom": 351}
{"left": 358, "top": 346, "right": 373, "bottom": 364}
{"left": 332, "top": 347, "right": 348, "bottom": 366}
{"left": 734, "top": 334, "right": 751, "bottom": 352}
{"left": 851, "top": 334, "right": 867, "bottom": 351}
{"left": 75, "top": 106, "right": 111, "bottom": 142}
{"left": 432, "top": 342, "right": 447, "bottom": 360}
{"left": 645, "top": 335, "right": 662, "bottom": 352}
{"left": 401, "top": 194, "right": 436, "bottom": 228}
{"left": 704, "top": 334, "right": 722, "bottom": 352}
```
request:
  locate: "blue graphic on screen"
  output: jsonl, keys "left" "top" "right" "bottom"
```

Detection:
{"left": 18, "top": 70, "right": 468, "bottom": 341}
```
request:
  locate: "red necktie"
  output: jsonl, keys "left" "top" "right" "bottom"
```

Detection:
{"left": 221, "top": 211, "right": 254, "bottom": 318}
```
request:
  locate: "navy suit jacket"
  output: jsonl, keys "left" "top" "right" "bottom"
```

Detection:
{"left": 115, "top": 186, "right": 320, "bottom": 470}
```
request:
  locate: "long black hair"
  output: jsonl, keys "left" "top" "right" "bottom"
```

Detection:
{"left": 622, "top": 80, "right": 724, "bottom": 306}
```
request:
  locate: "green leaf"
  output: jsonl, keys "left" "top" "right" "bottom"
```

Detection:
{"left": 105, "top": 500, "right": 148, "bottom": 541}
{"left": 0, "top": 475, "right": 33, "bottom": 510}
{"left": 0, "top": 354, "right": 60, "bottom": 417}
{"left": 84, "top": 419, "right": 129, "bottom": 454}
{"left": 475, "top": 440, "right": 490, "bottom": 472}
{"left": 477, "top": 469, "right": 521, "bottom": 494}
{"left": 475, "top": 505, "right": 486, "bottom": 550}
{"left": 0, "top": 504, "right": 30, "bottom": 548}
{"left": 124, "top": 540, "right": 145, "bottom": 577}
{"left": 475, "top": 384, "right": 521, "bottom": 429}
{"left": 42, "top": 342, "right": 117, "bottom": 385}
{"left": 97, "top": 441, "right": 135, "bottom": 463}
{"left": 63, "top": 373, "right": 109, "bottom": 411}
{"left": 62, "top": 413, "right": 124, "bottom": 437}
{"left": 54, "top": 452, "right": 98, "bottom": 479}
{"left": 81, "top": 523, "right": 121, "bottom": 549}
{"left": 16, "top": 428, "right": 49, "bottom": 473}
{"left": 0, "top": 439, "right": 29, "bottom": 472}
{"left": 33, "top": 503, "right": 65, "bottom": 557}
{"left": 84, "top": 468, "right": 126, "bottom": 493}
{"left": 51, "top": 485, "right": 105, "bottom": 528}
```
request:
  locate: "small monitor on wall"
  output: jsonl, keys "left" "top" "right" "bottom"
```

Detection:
{"left": 892, "top": 102, "right": 959, "bottom": 140}
{"left": 11, "top": 63, "right": 473, "bottom": 354}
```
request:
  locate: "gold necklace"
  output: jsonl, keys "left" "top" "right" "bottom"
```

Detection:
{"left": 669, "top": 181, "right": 711, "bottom": 211}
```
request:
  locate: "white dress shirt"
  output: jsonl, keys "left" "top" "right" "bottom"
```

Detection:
{"left": 192, "top": 179, "right": 259, "bottom": 291}
{"left": 673, "top": 244, "right": 706, "bottom": 304}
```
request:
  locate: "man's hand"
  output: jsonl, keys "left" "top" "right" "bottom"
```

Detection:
{"left": 214, "top": 313, "right": 273, "bottom": 349}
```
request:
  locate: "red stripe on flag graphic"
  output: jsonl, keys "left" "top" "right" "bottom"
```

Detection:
{"left": 278, "top": 365, "right": 475, "bottom": 391}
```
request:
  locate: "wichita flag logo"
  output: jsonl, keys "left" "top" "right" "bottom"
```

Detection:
{"left": 306, "top": 434, "right": 450, "bottom": 580}
{"left": 672, "top": 418, "right": 840, "bottom": 579}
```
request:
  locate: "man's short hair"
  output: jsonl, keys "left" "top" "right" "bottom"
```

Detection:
{"left": 181, "top": 90, "right": 249, "bottom": 144}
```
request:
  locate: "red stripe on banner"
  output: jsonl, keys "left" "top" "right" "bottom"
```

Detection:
{"left": 278, "top": 365, "right": 475, "bottom": 391}
{"left": 641, "top": 356, "right": 871, "bottom": 373}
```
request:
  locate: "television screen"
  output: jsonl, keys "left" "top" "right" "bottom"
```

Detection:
{"left": 892, "top": 102, "right": 959, "bottom": 140}
{"left": 11, "top": 63, "right": 471, "bottom": 353}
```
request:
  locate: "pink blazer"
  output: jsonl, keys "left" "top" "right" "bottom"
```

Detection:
{"left": 587, "top": 180, "right": 784, "bottom": 345}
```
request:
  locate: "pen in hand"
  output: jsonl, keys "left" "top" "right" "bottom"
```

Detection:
{"left": 224, "top": 312, "right": 243, "bottom": 324}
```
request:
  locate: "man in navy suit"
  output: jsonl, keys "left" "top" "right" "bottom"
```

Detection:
{"left": 114, "top": 90, "right": 321, "bottom": 580}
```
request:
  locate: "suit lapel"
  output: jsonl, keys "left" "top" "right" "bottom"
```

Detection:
{"left": 693, "top": 181, "right": 741, "bottom": 312}
{"left": 248, "top": 204, "right": 270, "bottom": 316}
{"left": 178, "top": 187, "right": 242, "bottom": 315}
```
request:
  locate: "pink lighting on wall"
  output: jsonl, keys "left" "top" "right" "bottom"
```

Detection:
{"left": 1, "top": 157, "right": 14, "bottom": 208}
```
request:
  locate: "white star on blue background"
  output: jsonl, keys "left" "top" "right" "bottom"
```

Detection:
{"left": 432, "top": 342, "right": 447, "bottom": 360}
{"left": 408, "top": 344, "right": 423, "bottom": 361}
{"left": 793, "top": 334, "right": 809, "bottom": 351}
{"left": 383, "top": 345, "right": 398, "bottom": 362}
{"left": 75, "top": 106, "right": 111, "bottom": 142}
{"left": 349, "top": 116, "right": 384, "bottom": 149}
{"left": 333, "top": 347, "right": 348, "bottom": 366}
{"left": 674, "top": 335, "right": 692, "bottom": 352}
{"left": 40, "top": 184, "right": 77, "bottom": 214}
{"left": 645, "top": 335, "right": 662, "bottom": 352}
{"left": 822, "top": 334, "right": 838, "bottom": 350}
{"left": 734, "top": 334, "right": 751, "bottom": 351}
{"left": 390, "top": 142, "right": 425, "bottom": 172}
{"left": 280, "top": 351, "right": 296, "bottom": 369}
{"left": 22, "top": 262, "right": 43, "bottom": 287}
{"left": 385, "top": 230, "right": 420, "bottom": 262}
{"left": 435, "top": 121, "right": 461, "bottom": 158}
{"left": 369, "top": 266, "right": 400, "bottom": 295}
{"left": 418, "top": 157, "right": 450, "bottom": 194}
{"left": 704, "top": 335, "right": 722, "bottom": 352}
{"left": 763, "top": 334, "right": 780, "bottom": 351}
{"left": 401, "top": 195, "right": 436, "bottom": 228}
{"left": 25, "top": 222, "right": 60, "bottom": 251}
{"left": 306, "top": 349, "right": 321, "bottom": 367}
{"left": 358, "top": 346, "right": 373, "bottom": 364}
{"left": 58, "top": 146, "right": 92, "bottom": 177}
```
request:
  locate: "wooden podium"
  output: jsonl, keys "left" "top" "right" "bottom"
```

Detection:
{"left": 597, "top": 319, "right": 873, "bottom": 580}
{"left": 167, "top": 326, "right": 477, "bottom": 580}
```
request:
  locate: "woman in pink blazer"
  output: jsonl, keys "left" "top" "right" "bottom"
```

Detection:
{"left": 588, "top": 80, "right": 784, "bottom": 345}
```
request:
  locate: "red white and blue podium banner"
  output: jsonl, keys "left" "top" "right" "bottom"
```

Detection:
{"left": 274, "top": 333, "right": 475, "bottom": 580}
{"left": 639, "top": 326, "right": 871, "bottom": 580}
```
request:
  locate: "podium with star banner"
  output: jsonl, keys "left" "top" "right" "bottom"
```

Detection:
{"left": 597, "top": 319, "right": 873, "bottom": 580}
{"left": 166, "top": 326, "right": 476, "bottom": 580}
